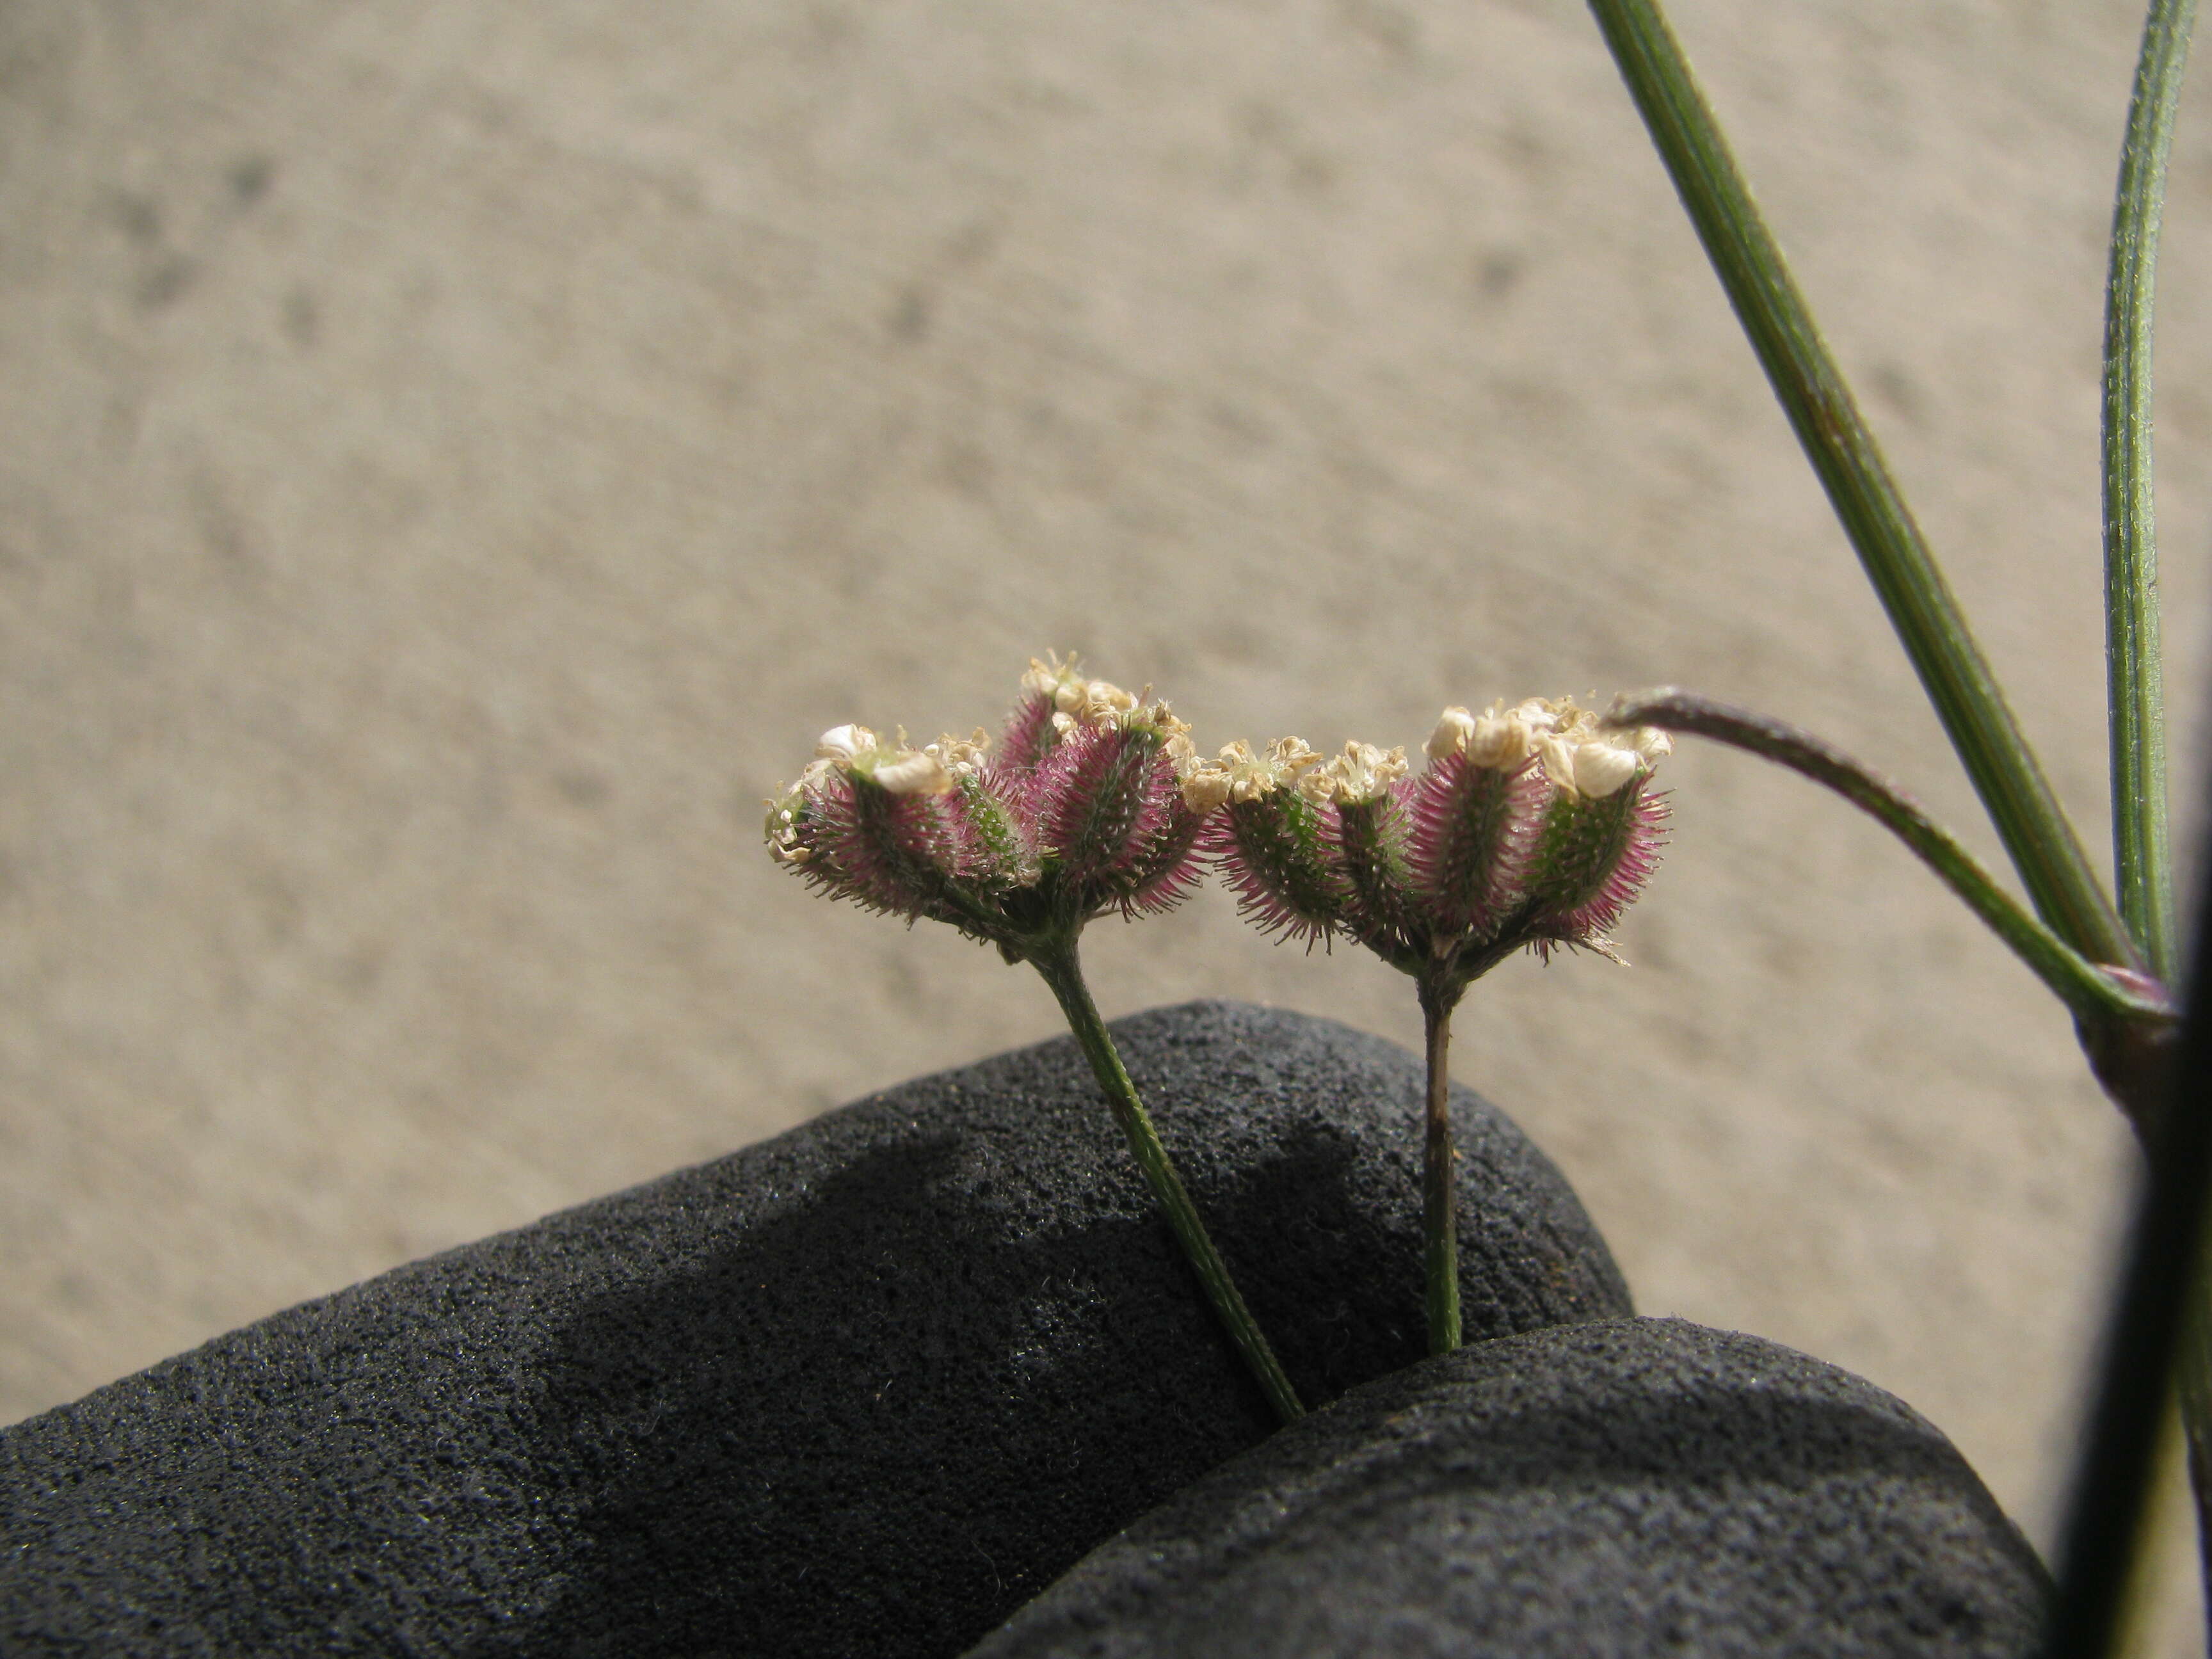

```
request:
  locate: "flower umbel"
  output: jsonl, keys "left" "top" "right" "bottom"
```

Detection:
{"left": 1210, "top": 695, "right": 1670, "bottom": 1357}
{"left": 767, "top": 656, "right": 1304, "bottom": 1425}
{"left": 1210, "top": 696, "right": 1671, "bottom": 987}
{"left": 767, "top": 656, "right": 1208, "bottom": 964}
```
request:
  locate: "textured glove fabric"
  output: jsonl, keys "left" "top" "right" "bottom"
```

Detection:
{"left": 0, "top": 1001, "right": 1630, "bottom": 1658}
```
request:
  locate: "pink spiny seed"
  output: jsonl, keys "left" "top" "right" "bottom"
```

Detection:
{"left": 1209, "top": 794, "right": 1343, "bottom": 945}
{"left": 1521, "top": 777, "right": 1652, "bottom": 930}
{"left": 805, "top": 774, "right": 972, "bottom": 920}
{"left": 1549, "top": 787, "right": 1669, "bottom": 939}
{"left": 1034, "top": 723, "right": 1158, "bottom": 879}
{"left": 1406, "top": 753, "right": 1548, "bottom": 942}
{"left": 1102, "top": 744, "right": 1185, "bottom": 883}
{"left": 1119, "top": 799, "right": 1209, "bottom": 917}
{"left": 995, "top": 693, "right": 1060, "bottom": 781}
{"left": 1326, "top": 787, "right": 1420, "bottom": 952}
{"left": 950, "top": 773, "right": 1033, "bottom": 888}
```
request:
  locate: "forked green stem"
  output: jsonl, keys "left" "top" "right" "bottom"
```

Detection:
{"left": 2102, "top": 8, "right": 2202, "bottom": 1610}
{"left": 1420, "top": 976, "right": 1463, "bottom": 1356}
{"left": 1585, "top": 0, "right": 2138, "bottom": 975}
{"left": 1032, "top": 944, "right": 1305, "bottom": 1425}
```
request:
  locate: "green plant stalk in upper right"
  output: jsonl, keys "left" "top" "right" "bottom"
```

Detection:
{"left": 2104, "top": 0, "right": 2195, "bottom": 986}
{"left": 2101, "top": 0, "right": 2200, "bottom": 1618}
{"left": 1585, "top": 0, "right": 2140, "bottom": 976}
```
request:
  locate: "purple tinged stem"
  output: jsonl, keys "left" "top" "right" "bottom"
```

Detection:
{"left": 1420, "top": 974, "right": 1464, "bottom": 1356}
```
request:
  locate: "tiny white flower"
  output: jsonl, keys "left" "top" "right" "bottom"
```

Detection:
{"left": 1537, "top": 732, "right": 1580, "bottom": 792}
{"left": 1313, "top": 741, "right": 1409, "bottom": 804}
{"left": 1164, "top": 729, "right": 1199, "bottom": 779}
{"left": 1184, "top": 742, "right": 1246, "bottom": 808}
{"left": 1151, "top": 700, "right": 1190, "bottom": 736}
{"left": 1426, "top": 707, "right": 1476, "bottom": 764}
{"left": 1182, "top": 767, "right": 1233, "bottom": 813}
{"left": 926, "top": 728, "right": 992, "bottom": 780}
{"left": 1084, "top": 679, "right": 1139, "bottom": 718}
{"left": 1464, "top": 710, "right": 1520, "bottom": 768}
{"left": 1201, "top": 737, "right": 1320, "bottom": 805}
{"left": 1022, "top": 650, "right": 1086, "bottom": 703}
{"left": 871, "top": 749, "right": 955, "bottom": 794}
{"left": 1221, "top": 739, "right": 1273, "bottom": 804}
{"left": 1571, "top": 738, "right": 1642, "bottom": 799}
{"left": 816, "top": 724, "right": 876, "bottom": 762}
{"left": 1511, "top": 698, "right": 1565, "bottom": 735}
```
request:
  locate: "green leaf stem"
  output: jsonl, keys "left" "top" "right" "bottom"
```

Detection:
{"left": 2104, "top": 0, "right": 2195, "bottom": 986}
{"left": 1585, "top": 0, "right": 2139, "bottom": 975}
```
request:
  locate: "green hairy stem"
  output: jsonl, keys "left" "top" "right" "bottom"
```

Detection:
{"left": 2104, "top": 0, "right": 2193, "bottom": 985}
{"left": 1419, "top": 976, "right": 1464, "bottom": 1357}
{"left": 1033, "top": 944, "right": 1306, "bottom": 1426}
{"left": 2102, "top": 0, "right": 2201, "bottom": 1628}
{"left": 1585, "top": 0, "right": 2138, "bottom": 976}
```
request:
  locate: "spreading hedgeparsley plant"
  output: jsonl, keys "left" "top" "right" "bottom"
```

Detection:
{"left": 1199, "top": 700, "right": 1670, "bottom": 1356}
{"left": 767, "top": 655, "right": 1304, "bottom": 1424}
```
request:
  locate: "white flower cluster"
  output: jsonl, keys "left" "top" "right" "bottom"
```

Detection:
{"left": 1182, "top": 737, "right": 1322, "bottom": 812}
{"left": 810, "top": 722, "right": 975, "bottom": 796}
{"left": 1022, "top": 654, "right": 1142, "bottom": 735}
{"left": 1425, "top": 698, "right": 1670, "bottom": 799}
{"left": 1181, "top": 733, "right": 1422, "bottom": 812}
{"left": 1304, "top": 741, "right": 1411, "bottom": 806}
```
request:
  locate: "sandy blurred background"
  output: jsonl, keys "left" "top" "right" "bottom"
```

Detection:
{"left": 5, "top": 0, "right": 2212, "bottom": 1639}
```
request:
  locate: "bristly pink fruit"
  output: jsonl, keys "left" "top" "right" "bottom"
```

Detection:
{"left": 765, "top": 654, "right": 1214, "bottom": 962}
{"left": 1205, "top": 696, "right": 1672, "bottom": 994}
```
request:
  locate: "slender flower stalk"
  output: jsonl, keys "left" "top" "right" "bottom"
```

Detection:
{"left": 767, "top": 655, "right": 1304, "bottom": 1425}
{"left": 1418, "top": 975, "right": 1461, "bottom": 1353}
{"left": 1204, "top": 698, "right": 1671, "bottom": 1354}
{"left": 1030, "top": 943, "right": 1300, "bottom": 1425}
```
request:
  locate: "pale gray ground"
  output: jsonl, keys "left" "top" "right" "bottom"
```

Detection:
{"left": 4, "top": 0, "right": 2211, "bottom": 1647}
